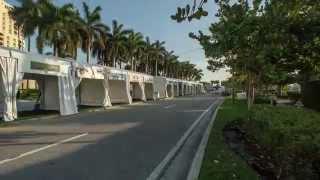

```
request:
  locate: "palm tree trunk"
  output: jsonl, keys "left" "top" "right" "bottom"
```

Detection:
{"left": 155, "top": 59, "right": 158, "bottom": 76}
{"left": 145, "top": 56, "right": 148, "bottom": 73}
{"left": 87, "top": 43, "right": 91, "bottom": 64}
{"left": 113, "top": 57, "right": 116, "bottom": 68}
{"left": 74, "top": 47, "right": 78, "bottom": 60}
{"left": 131, "top": 57, "right": 134, "bottom": 71}
{"left": 17, "top": 26, "right": 21, "bottom": 50}
{"left": 27, "top": 36, "right": 31, "bottom": 52}
{"left": 53, "top": 45, "right": 57, "bottom": 57}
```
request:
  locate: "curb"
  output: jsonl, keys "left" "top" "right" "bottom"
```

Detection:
{"left": 146, "top": 101, "right": 218, "bottom": 180}
{"left": 186, "top": 98, "right": 224, "bottom": 180}
{"left": 1, "top": 100, "right": 153, "bottom": 126}
{"left": 23, "top": 114, "right": 60, "bottom": 122}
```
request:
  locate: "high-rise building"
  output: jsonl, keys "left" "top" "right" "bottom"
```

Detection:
{"left": 0, "top": 0, "right": 24, "bottom": 49}
{"left": 0, "top": 0, "right": 35, "bottom": 91}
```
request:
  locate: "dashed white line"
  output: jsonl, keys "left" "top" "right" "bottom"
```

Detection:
{"left": 0, "top": 133, "right": 88, "bottom": 166}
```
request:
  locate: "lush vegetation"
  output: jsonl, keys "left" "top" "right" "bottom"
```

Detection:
{"left": 11, "top": 0, "right": 203, "bottom": 81}
{"left": 302, "top": 81, "right": 320, "bottom": 111}
{"left": 172, "top": 1, "right": 320, "bottom": 179}
{"left": 173, "top": 0, "right": 320, "bottom": 108}
{"left": 201, "top": 99, "right": 320, "bottom": 179}
{"left": 199, "top": 99, "right": 259, "bottom": 180}
{"left": 240, "top": 105, "right": 320, "bottom": 179}
{"left": 17, "top": 89, "right": 39, "bottom": 100}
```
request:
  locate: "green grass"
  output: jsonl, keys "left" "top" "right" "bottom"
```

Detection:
{"left": 199, "top": 99, "right": 259, "bottom": 180}
{"left": 0, "top": 110, "right": 59, "bottom": 127}
{"left": 17, "top": 89, "right": 40, "bottom": 100}
{"left": 242, "top": 104, "right": 320, "bottom": 179}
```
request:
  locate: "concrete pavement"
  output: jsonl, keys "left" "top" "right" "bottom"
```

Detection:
{"left": 0, "top": 96, "right": 217, "bottom": 180}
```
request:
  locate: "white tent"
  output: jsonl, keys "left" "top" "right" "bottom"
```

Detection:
{"left": 143, "top": 75, "right": 155, "bottom": 100}
{"left": 128, "top": 72, "right": 146, "bottom": 102}
{"left": 173, "top": 83, "right": 179, "bottom": 97}
{"left": 165, "top": 78, "right": 175, "bottom": 98}
{"left": 0, "top": 51, "right": 23, "bottom": 121}
{"left": 0, "top": 47, "right": 78, "bottom": 122}
{"left": 166, "top": 83, "right": 174, "bottom": 98}
{"left": 106, "top": 68, "right": 132, "bottom": 104}
{"left": 153, "top": 77, "right": 167, "bottom": 99}
{"left": 75, "top": 64, "right": 111, "bottom": 107}
{"left": 178, "top": 82, "right": 185, "bottom": 96}
{"left": 192, "top": 84, "right": 196, "bottom": 96}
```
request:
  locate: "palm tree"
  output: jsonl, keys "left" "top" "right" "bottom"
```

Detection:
{"left": 105, "top": 20, "right": 131, "bottom": 67}
{"left": 37, "top": 3, "right": 80, "bottom": 57}
{"left": 166, "top": 54, "right": 179, "bottom": 77}
{"left": 192, "top": 69, "right": 203, "bottom": 81}
{"left": 79, "top": 2, "right": 109, "bottom": 64}
{"left": 126, "top": 31, "right": 144, "bottom": 71}
{"left": 140, "top": 37, "right": 154, "bottom": 74}
{"left": 151, "top": 40, "right": 165, "bottom": 76}
{"left": 162, "top": 50, "right": 176, "bottom": 77}
{"left": 92, "top": 32, "right": 108, "bottom": 65}
{"left": 11, "top": 0, "right": 51, "bottom": 52}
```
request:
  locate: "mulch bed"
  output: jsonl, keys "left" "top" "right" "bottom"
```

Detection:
{"left": 223, "top": 122, "right": 278, "bottom": 180}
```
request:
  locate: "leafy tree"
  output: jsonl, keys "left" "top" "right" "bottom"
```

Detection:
{"left": 171, "top": 0, "right": 209, "bottom": 22}
{"left": 180, "top": 0, "right": 320, "bottom": 108}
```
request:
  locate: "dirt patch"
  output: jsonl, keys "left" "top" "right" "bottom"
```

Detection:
{"left": 223, "top": 122, "right": 278, "bottom": 180}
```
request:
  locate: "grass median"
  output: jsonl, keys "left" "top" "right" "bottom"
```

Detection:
{"left": 199, "top": 97, "right": 320, "bottom": 179}
{"left": 199, "top": 99, "right": 259, "bottom": 180}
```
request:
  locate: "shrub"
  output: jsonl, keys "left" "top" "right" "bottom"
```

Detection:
{"left": 287, "top": 91, "right": 301, "bottom": 103}
{"left": 302, "top": 80, "right": 320, "bottom": 111}
{"left": 254, "top": 96, "right": 271, "bottom": 105}
{"left": 242, "top": 105, "right": 320, "bottom": 179}
{"left": 18, "top": 89, "right": 40, "bottom": 100}
{"left": 222, "top": 91, "right": 231, "bottom": 96}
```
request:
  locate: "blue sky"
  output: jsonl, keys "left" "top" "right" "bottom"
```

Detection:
{"left": 11, "top": 0, "right": 230, "bottom": 81}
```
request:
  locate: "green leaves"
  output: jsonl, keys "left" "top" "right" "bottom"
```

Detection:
{"left": 171, "top": 0, "right": 209, "bottom": 22}
{"left": 244, "top": 104, "right": 320, "bottom": 179}
{"left": 187, "top": 0, "right": 320, "bottom": 95}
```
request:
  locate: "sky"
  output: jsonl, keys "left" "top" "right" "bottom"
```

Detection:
{"left": 11, "top": 0, "right": 231, "bottom": 82}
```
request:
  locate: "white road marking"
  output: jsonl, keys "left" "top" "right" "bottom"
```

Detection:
{"left": 181, "top": 110, "right": 206, "bottom": 113}
{"left": 164, "top": 104, "right": 177, "bottom": 109}
{"left": 147, "top": 101, "right": 217, "bottom": 180}
{"left": 0, "top": 133, "right": 88, "bottom": 166}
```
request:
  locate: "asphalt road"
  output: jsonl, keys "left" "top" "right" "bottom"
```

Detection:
{"left": 0, "top": 96, "right": 217, "bottom": 180}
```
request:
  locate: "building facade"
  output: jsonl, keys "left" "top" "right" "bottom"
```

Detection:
{"left": 0, "top": 0, "right": 36, "bottom": 90}
{"left": 0, "top": 0, "right": 24, "bottom": 48}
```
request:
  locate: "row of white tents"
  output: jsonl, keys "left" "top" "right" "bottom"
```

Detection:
{"left": 0, "top": 47, "right": 205, "bottom": 122}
